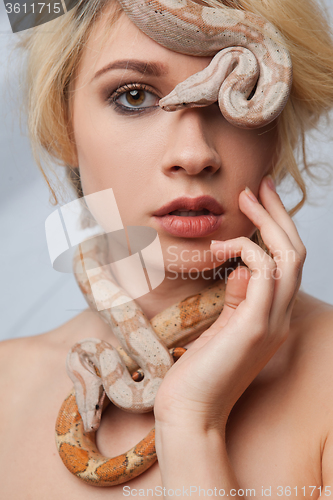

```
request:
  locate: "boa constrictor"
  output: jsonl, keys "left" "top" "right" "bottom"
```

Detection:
{"left": 55, "top": 0, "right": 293, "bottom": 487}
{"left": 118, "top": 0, "right": 293, "bottom": 128}
{"left": 56, "top": 238, "right": 228, "bottom": 486}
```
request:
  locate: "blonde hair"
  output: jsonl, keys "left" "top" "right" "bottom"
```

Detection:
{"left": 19, "top": 0, "right": 333, "bottom": 247}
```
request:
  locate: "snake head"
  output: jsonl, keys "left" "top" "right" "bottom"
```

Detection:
{"left": 80, "top": 390, "right": 106, "bottom": 432}
{"left": 158, "top": 62, "right": 219, "bottom": 113}
{"left": 66, "top": 341, "right": 106, "bottom": 432}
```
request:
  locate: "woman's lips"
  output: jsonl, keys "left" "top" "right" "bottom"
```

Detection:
{"left": 154, "top": 213, "right": 223, "bottom": 238}
{"left": 153, "top": 196, "right": 224, "bottom": 238}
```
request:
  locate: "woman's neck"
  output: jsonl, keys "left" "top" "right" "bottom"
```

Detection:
{"left": 134, "top": 260, "right": 240, "bottom": 319}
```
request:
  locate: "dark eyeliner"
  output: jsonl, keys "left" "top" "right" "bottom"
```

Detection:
{"left": 106, "top": 82, "right": 160, "bottom": 114}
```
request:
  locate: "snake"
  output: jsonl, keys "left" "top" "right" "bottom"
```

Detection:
{"left": 55, "top": 236, "right": 229, "bottom": 485}
{"left": 55, "top": 0, "right": 293, "bottom": 486}
{"left": 118, "top": 0, "right": 293, "bottom": 128}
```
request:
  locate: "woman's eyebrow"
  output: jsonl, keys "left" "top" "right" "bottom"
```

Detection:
{"left": 92, "top": 59, "right": 168, "bottom": 81}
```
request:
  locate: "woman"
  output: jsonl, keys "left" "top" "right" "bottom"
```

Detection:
{"left": 1, "top": 0, "right": 333, "bottom": 497}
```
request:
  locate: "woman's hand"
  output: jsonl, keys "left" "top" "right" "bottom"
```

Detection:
{"left": 154, "top": 175, "right": 307, "bottom": 431}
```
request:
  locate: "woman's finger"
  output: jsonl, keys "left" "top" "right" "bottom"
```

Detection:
{"left": 258, "top": 177, "right": 306, "bottom": 314}
{"left": 239, "top": 187, "right": 300, "bottom": 263}
{"left": 258, "top": 175, "right": 307, "bottom": 259}
{"left": 237, "top": 186, "right": 306, "bottom": 314}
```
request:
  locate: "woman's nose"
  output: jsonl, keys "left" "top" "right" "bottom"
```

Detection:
{"left": 160, "top": 107, "right": 222, "bottom": 176}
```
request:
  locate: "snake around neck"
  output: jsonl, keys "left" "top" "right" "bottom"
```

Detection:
{"left": 55, "top": 0, "right": 292, "bottom": 487}
{"left": 56, "top": 238, "right": 228, "bottom": 485}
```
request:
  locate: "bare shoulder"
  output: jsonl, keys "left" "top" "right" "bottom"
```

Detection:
{"left": 257, "top": 289, "right": 333, "bottom": 390}
{"left": 287, "top": 290, "right": 333, "bottom": 416}
{"left": 291, "top": 289, "right": 333, "bottom": 344}
{"left": 0, "top": 335, "right": 43, "bottom": 387}
{"left": 2, "top": 306, "right": 116, "bottom": 360}
{"left": 295, "top": 295, "right": 333, "bottom": 491}
{"left": 0, "top": 309, "right": 112, "bottom": 400}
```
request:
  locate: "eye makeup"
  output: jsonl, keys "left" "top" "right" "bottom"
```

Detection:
{"left": 106, "top": 82, "right": 160, "bottom": 114}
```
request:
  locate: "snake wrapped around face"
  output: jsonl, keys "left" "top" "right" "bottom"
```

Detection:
{"left": 117, "top": 0, "right": 293, "bottom": 128}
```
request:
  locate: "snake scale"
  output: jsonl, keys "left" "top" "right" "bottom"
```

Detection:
{"left": 55, "top": 0, "right": 293, "bottom": 486}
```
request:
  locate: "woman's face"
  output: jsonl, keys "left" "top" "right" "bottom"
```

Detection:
{"left": 72, "top": 10, "right": 278, "bottom": 274}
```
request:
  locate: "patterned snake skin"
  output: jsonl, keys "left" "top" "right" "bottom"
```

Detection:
{"left": 56, "top": 240, "right": 227, "bottom": 486}
{"left": 118, "top": 0, "right": 293, "bottom": 128}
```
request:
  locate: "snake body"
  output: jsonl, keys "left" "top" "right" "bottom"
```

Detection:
{"left": 117, "top": 0, "right": 293, "bottom": 128}
{"left": 56, "top": 239, "right": 227, "bottom": 485}
{"left": 56, "top": 0, "right": 292, "bottom": 486}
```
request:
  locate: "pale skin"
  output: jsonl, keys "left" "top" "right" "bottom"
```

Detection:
{"left": 1, "top": 8, "right": 333, "bottom": 500}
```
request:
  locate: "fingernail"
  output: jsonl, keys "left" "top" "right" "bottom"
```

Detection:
{"left": 244, "top": 186, "right": 258, "bottom": 203}
{"left": 211, "top": 240, "right": 224, "bottom": 246}
{"left": 266, "top": 175, "right": 276, "bottom": 192}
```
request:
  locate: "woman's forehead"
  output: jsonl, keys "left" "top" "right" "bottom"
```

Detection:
{"left": 77, "top": 10, "right": 171, "bottom": 83}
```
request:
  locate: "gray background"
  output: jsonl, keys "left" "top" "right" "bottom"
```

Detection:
{"left": 1, "top": 1, "right": 333, "bottom": 341}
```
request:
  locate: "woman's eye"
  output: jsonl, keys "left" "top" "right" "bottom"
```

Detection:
{"left": 113, "top": 86, "right": 159, "bottom": 111}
